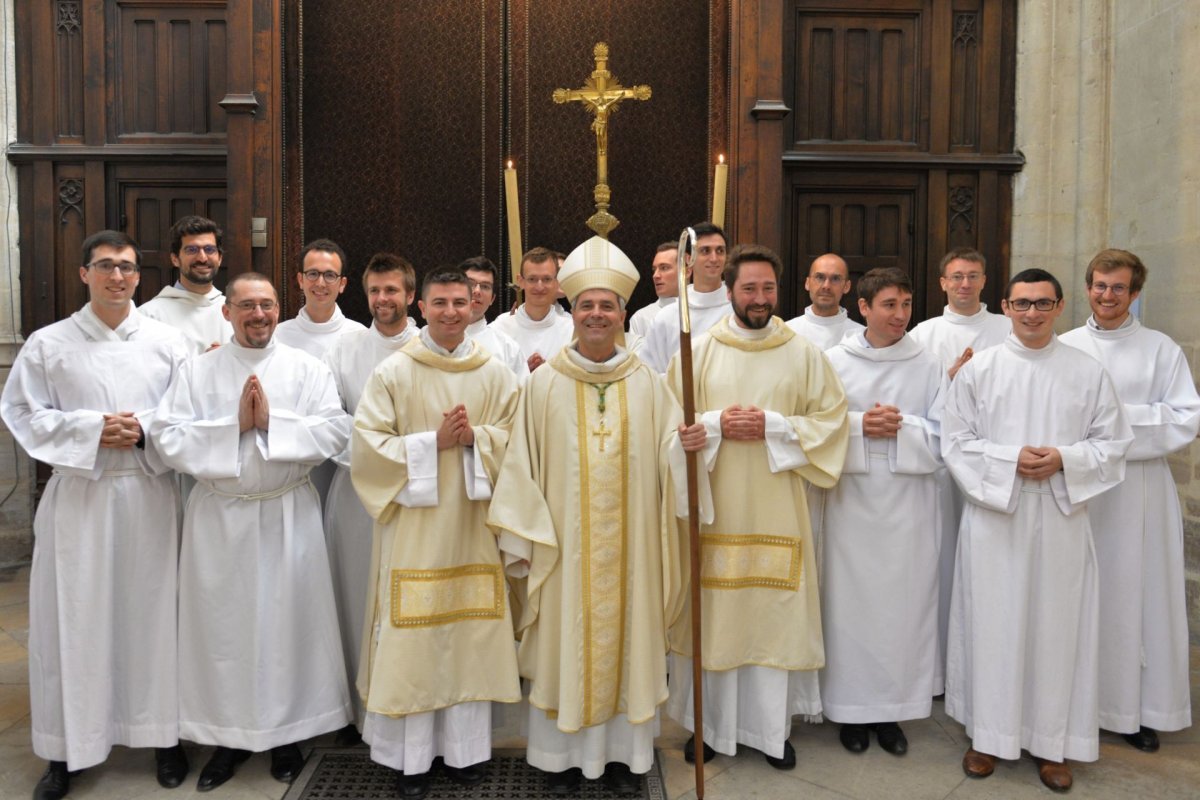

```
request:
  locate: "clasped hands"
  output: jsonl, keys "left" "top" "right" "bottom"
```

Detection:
{"left": 1017, "top": 446, "right": 1063, "bottom": 480}
{"left": 863, "top": 403, "right": 902, "bottom": 438}
{"left": 676, "top": 403, "right": 767, "bottom": 451}
{"left": 437, "top": 404, "right": 474, "bottom": 450}
{"left": 99, "top": 412, "right": 142, "bottom": 449}
{"left": 238, "top": 374, "right": 271, "bottom": 433}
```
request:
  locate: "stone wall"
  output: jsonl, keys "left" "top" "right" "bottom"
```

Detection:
{"left": 1012, "top": 0, "right": 1200, "bottom": 641}
{"left": 0, "top": 0, "right": 28, "bottom": 566}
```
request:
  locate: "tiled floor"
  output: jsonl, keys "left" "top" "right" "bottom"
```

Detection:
{"left": 0, "top": 562, "right": 1197, "bottom": 799}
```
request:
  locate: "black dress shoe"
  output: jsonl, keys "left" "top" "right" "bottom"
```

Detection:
{"left": 1123, "top": 726, "right": 1161, "bottom": 753}
{"left": 155, "top": 745, "right": 190, "bottom": 789}
{"left": 764, "top": 740, "right": 796, "bottom": 770}
{"left": 602, "top": 762, "right": 641, "bottom": 795}
{"left": 396, "top": 770, "right": 431, "bottom": 799}
{"left": 875, "top": 722, "right": 908, "bottom": 756}
{"left": 334, "top": 723, "right": 362, "bottom": 747}
{"left": 33, "top": 761, "right": 70, "bottom": 800}
{"left": 269, "top": 744, "right": 306, "bottom": 782}
{"left": 444, "top": 760, "right": 488, "bottom": 786}
{"left": 196, "top": 747, "right": 251, "bottom": 792}
{"left": 545, "top": 767, "right": 582, "bottom": 795}
{"left": 839, "top": 723, "right": 870, "bottom": 753}
{"left": 683, "top": 734, "right": 716, "bottom": 763}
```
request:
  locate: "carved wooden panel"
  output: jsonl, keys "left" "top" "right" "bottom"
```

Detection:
{"left": 112, "top": 0, "right": 229, "bottom": 142}
{"left": 111, "top": 166, "right": 228, "bottom": 304}
{"left": 55, "top": 0, "right": 84, "bottom": 140}
{"left": 53, "top": 164, "right": 88, "bottom": 319}
{"left": 950, "top": 6, "right": 980, "bottom": 149}
{"left": 789, "top": 2, "right": 926, "bottom": 148}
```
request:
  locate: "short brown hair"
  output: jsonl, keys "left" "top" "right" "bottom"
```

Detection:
{"left": 225, "top": 271, "right": 276, "bottom": 300}
{"left": 83, "top": 230, "right": 141, "bottom": 266}
{"left": 519, "top": 246, "right": 558, "bottom": 277}
{"left": 857, "top": 267, "right": 912, "bottom": 305}
{"left": 299, "top": 238, "right": 347, "bottom": 274}
{"left": 939, "top": 247, "right": 986, "bottom": 276}
{"left": 723, "top": 244, "right": 783, "bottom": 290}
{"left": 362, "top": 252, "right": 416, "bottom": 293}
{"left": 170, "top": 215, "right": 223, "bottom": 256}
{"left": 1086, "top": 248, "right": 1147, "bottom": 293}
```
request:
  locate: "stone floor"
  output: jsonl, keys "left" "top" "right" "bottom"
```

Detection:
{"left": 0, "top": 562, "right": 1197, "bottom": 799}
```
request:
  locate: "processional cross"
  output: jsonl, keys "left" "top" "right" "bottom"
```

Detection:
{"left": 553, "top": 43, "right": 651, "bottom": 238}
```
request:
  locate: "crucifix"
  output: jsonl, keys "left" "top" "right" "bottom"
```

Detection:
{"left": 553, "top": 42, "right": 651, "bottom": 238}
{"left": 591, "top": 419, "right": 613, "bottom": 453}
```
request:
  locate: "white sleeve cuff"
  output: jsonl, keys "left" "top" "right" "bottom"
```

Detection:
{"left": 764, "top": 410, "right": 810, "bottom": 473}
{"left": 462, "top": 444, "right": 493, "bottom": 501}
{"left": 394, "top": 431, "right": 439, "bottom": 507}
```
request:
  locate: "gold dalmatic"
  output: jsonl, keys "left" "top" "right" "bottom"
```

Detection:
{"left": 553, "top": 43, "right": 651, "bottom": 238}
{"left": 574, "top": 379, "right": 629, "bottom": 724}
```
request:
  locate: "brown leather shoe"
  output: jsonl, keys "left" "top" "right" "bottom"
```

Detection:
{"left": 962, "top": 748, "right": 996, "bottom": 778}
{"left": 1035, "top": 758, "right": 1072, "bottom": 792}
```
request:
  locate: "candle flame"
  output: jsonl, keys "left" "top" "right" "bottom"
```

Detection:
{"left": 718, "top": 153, "right": 726, "bottom": 165}
{"left": 507, "top": 159, "right": 514, "bottom": 169}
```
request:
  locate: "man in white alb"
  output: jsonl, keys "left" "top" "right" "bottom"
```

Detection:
{"left": 459, "top": 256, "right": 529, "bottom": 380}
{"left": 785, "top": 253, "right": 864, "bottom": 350}
{"left": 152, "top": 273, "right": 352, "bottom": 792}
{"left": 627, "top": 241, "right": 682, "bottom": 340}
{"left": 275, "top": 238, "right": 367, "bottom": 356}
{"left": 1060, "top": 249, "right": 1200, "bottom": 753}
{"left": 639, "top": 222, "right": 732, "bottom": 372}
{"left": 138, "top": 215, "right": 233, "bottom": 354}
{"left": 490, "top": 246, "right": 575, "bottom": 372}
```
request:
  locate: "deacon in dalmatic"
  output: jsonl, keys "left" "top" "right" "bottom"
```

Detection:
{"left": 665, "top": 244, "right": 849, "bottom": 770}
{"left": 152, "top": 273, "right": 352, "bottom": 792}
{"left": 816, "top": 268, "right": 944, "bottom": 757}
{"left": 1060, "top": 250, "right": 1200, "bottom": 753}
{"left": 488, "top": 237, "right": 700, "bottom": 796}
{"left": 351, "top": 267, "right": 522, "bottom": 800}
{"left": 943, "top": 269, "right": 1133, "bottom": 793}
{"left": 321, "top": 252, "right": 421, "bottom": 744}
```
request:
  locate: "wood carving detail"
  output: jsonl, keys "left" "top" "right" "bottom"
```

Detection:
{"left": 56, "top": 2, "right": 81, "bottom": 35}
{"left": 949, "top": 186, "right": 975, "bottom": 233}
{"left": 58, "top": 178, "right": 83, "bottom": 224}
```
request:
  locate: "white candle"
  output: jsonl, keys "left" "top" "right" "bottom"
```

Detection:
{"left": 711, "top": 154, "right": 728, "bottom": 230}
{"left": 504, "top": 159, "right": 524, "bottom": 280}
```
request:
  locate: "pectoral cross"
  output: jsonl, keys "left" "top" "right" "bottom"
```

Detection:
{"left": 591, "top": 418, "right": 613, "bottom": 452}
{"left": 553, "top": 42, "right": 651, "bottom": 238}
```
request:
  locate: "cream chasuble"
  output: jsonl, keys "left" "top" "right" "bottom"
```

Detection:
{"left": 351, "top": 336, "right": 521, "bottom": 718}
{"left": 488, "top": 347, "right": 686, "bottom": 741}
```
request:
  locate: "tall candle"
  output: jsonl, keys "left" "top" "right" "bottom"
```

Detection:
{"left": 504, "top": 159, "right": 524, "bottom": 284}
{"left": 711, "top": 154, "right": 728, "bottom": 230}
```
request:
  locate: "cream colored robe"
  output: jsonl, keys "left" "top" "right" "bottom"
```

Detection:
{"left": 488, "top": 347, "right": 686, "bottom": 735}
{"left": 351, "top": 337, "right": 522, "bottom": 717}
{"left": 667, "top": 315, "right": 848, "bottom": 671}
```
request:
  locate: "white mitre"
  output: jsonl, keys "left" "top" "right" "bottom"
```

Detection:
{"left": 558, "top": 236, "right": 640, "bottom": 303}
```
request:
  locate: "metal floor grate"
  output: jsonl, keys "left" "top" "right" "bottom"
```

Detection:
{"left": 283, "top": 747, "right": 668, "bottom": 800}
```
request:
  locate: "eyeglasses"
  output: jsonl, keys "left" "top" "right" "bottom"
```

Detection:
{"left": 1006, "top": 298, "right": 1059, "bottom": 312}
{"left": 809, "top": 273, "right": 846, "bottom": 286}
{"left": 945, "top": 272, "right": 984, "bottom": 283}
{"left": 1090, "top": 282, "right": 1129, "bottom": 296}
{"left": 302, "top": 270, "right": 343, "bottom": 283}
{"left": 469, "top": 280, "right": 494, "bottom": 293}
{"left": 521, "top": 276, "right": 556, "bottom": 286}
{"left": 182, "top": 244, "right": 219, "bottom": 257}
{"left": 87, "top": 260, "right": 139, "bottom": 275}
{"left": 229, "top": 299, "right": 278, "bottom": 312}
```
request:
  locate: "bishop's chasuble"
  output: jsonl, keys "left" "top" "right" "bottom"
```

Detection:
{"left": 488, "top": 346, "right": 686, "bottom": 778}
{"left": 665, "top": 315, "right": 848, "bottom": 758}
{"left": 351, "top": 334, "right": 521, "bottom": 771}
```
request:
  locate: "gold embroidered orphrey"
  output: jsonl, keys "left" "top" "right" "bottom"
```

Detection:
{"left": 553, "top": 42, "right": 651, "bottom": 239}
{"left": 390, "top": 564, "right": 504, "bottom": 628}
{"left": 574, "top": 378, "right": 630, "bottom": 725}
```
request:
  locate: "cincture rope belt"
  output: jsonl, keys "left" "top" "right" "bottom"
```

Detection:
{"left": 201, "top": 476, "right": 312, "bottom": 501}
{"left": 54, "top": 468, "right": 144, "bottom": 478}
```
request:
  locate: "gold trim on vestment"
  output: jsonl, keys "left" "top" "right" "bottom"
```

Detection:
{"left": 402, "top": 337, "right": 490, "bottom": 372}
{"left": 575, "top": 379, "right": 630, "bottom": 726}
{"left": 550, "top": 347, "right": 642, "bottom": 384}
{"left": 390, "top": 564, "right": 504, "bottom": 627}
{"left": 700, "top": 534, "right": 802, "bottom": 591}
{"left": 707, "top": 315, "right": 794, "bottom": 351}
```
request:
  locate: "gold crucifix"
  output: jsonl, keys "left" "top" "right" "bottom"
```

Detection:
{"left": 591, "top": 419, "right": 613, "bottom": 452}
{"left": 553, "top": 42, "right": 651, "bottom": 238}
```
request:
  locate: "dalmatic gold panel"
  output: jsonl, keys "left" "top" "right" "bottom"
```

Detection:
{"left": 700, "top": 533, "right": 802, "bottom": 591}
{"left": 389, "top": 564, "right": 504, "bottom": 629}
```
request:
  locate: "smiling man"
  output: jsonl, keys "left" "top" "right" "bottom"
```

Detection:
{"left": 665, "top": 244, "right": 849, "bottom": 773}
{"left": 139, "top": 215, "right": 233, "bottom": 354}
{"left": 816, "top": 268, "right": 944, "bottom": 758}
{"left": 351, "top": 266, "right": 521, "bottom": 799}
{"left": 321, "top": 252, "right": 422, "bottom": 745}
{"left": 458, "top": 256, "right": 529, "bottom": 380}
{"left": 639, "top": 222, "right": 733, "bottom": 372}
{"left": 941, "top": 268, "right": 1133, "bottom": 792}
{"left": 1060, "top": 250, "right": 1200, "bottom": 754}
{"left": 785, "top": 253, "right": 865, "bottom": 350}
{"left": 152, "top": 273, "right": 352, "bottom": 792}
{"left": 2, "top": 230, "right": 191, "bottom": 800}
{"left": 490, "top": 247, "right": 575, "bottom": 372}
{"left": 275, "top": 238, "right": 367, "bottom": 357}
